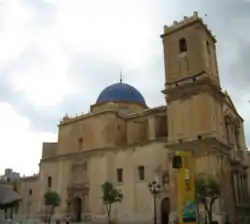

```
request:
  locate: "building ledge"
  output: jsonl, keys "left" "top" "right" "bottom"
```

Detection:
{"left": 165, "top": 132, "right": 230, "bottom": 155}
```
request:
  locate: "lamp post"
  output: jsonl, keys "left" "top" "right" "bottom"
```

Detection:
{"left": 148, "top": 180, "right": 161, "bottom": 224}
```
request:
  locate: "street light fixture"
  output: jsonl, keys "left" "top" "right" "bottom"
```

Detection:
{"left": 148, "top": 180, "right": 161, "bottom": 224}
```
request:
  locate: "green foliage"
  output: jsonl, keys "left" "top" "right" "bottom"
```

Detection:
{"left": 196, "top": 174, "right": 220, "bottom": 202}
{"left": 196, "top": 173, "right": 221, "bottom": 223}
{"left": 101, "top": 181, "right": 123, "bottom": 205}
{"left": 101, "top": 181, "right": 123, "bottom": 224}
{"left": 44, "top": 191, "right": 61, "bottom": 207}
{"left": 44, "top": 191, "right": 61, "bottom": 224}
{"left": 12, "top": 180, "right": 18, "bottom": 192}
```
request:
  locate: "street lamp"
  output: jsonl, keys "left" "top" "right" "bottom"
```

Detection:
{"left": 148, "top": 180, "right": 161, "bottom": 224}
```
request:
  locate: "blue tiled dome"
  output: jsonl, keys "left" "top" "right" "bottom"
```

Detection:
{"left": 96, "top": 82, "right": 146, "bottom": 106}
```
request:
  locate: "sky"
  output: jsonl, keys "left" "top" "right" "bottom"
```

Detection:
{"left": 0, "top": 0, "right": 250, "bottom": 176}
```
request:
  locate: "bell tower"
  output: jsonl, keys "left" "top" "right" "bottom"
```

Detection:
{"left": 161, "top": 12, "right": 244, "bottom": 223}
{"left": 161, "top": 12, "right": 226, "bottom": 144}
{"left": 161, "top": 11, "right": 220, "bottom": 87}
{"left": 161, "top": 12, "right": 226, "bottom": 223}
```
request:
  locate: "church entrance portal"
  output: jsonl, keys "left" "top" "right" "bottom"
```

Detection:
{"left": 161, "top": 197, "right": 170, "bottom": 224}
{"left": 74, "top": 197, "right": 82, "bottom": 222}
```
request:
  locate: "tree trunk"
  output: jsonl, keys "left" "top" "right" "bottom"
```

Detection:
{"left": 208, "top": 211, "right": 213, "bottom": 224}
{"left": 107, "top": 205, "right": 111, "bottom": 224}
{"left": 208, "top": 199, "right": 214, "bottom": 224}
{"left": 108, "top": 211, "right": 111, "bottom": 224}
{"left": 204, "top": 203, "right": 209, "bottom": 224}
{"left": 4, "top": 208, "right": 7, "bottom": 219}
{"left": 48, "top": 205, "right": 54, "bottom": 224}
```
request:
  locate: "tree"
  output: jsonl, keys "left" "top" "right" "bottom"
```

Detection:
{"left": 195, "top": 173, "right": 221, "bottom": 224}
{"left": 44, "top": 191, "right": 61, "bottom": 224}
{"left": 101, "top": 181, "right": 123, "bottom": 224}
{"left": 12, "top": 180, "right": 18, "bottom": 192}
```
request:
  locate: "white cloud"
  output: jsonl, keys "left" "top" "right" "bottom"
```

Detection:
{"left": 0, "top": 1, "right": 31, "bottom": 69}
{"left": 9, "top": 30, "right": 74, "bottom": 107}
{"left": 0, "top": 0, "right": 74, "bottom": 107}
{"left": 0, "top": 102, "right": 56, "bottom": 175}
{"left": 54, "top": 0, "right": 155, "bottom": 70}
{"left": 0, "top": 0, "right": 160, "bottom": 175}
{"left": 1, "top": 0, "right": 156, "bottom": 107}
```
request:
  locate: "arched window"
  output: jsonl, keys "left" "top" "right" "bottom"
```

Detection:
{"left": 29, "top": 189, "right": 32, "bottom": 196}
{"left": 206, "top": 41, "right": 210, "bottom": 54}
{"left": 179, "top": 38, "right": 187, "bottom": 52}
{"left": 78, "top": 137, "right": 83, "bottom": 151}
{"left": 48, "top": 176, "right": 52, "bottom": 188}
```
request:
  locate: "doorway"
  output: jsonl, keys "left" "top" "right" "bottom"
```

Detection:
{"left": 161, "top": 197, "right": 170, "bottom": 224}
{"left": 74, "top": 197, "right": 82, "bottom": 222}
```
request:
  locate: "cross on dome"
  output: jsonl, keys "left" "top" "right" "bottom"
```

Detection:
{"left": 120, "top": 70, "right": 123, "bottom": 83}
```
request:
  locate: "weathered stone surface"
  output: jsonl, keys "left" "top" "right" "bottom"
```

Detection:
{"left": 17, "top": 12, "right": 249, "bottom": 224}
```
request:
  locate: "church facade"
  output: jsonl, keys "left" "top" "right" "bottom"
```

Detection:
{"left": 19, "top": 12, "right": 250, "bottom": 224}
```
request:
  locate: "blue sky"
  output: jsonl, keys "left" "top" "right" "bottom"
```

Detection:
{"left": 0, "top": 0, "right": 250, "bottom": 175}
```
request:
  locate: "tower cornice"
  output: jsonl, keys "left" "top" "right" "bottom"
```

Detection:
{"left": 160, "top": 11, "right": 217, "bottom": 43}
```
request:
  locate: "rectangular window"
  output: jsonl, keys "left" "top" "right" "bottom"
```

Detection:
{"left": 225, "top": 121, "right": 230, "bottom": 143}
{"left": 78, "top": 138, "right": 83, "bottom": 151}
{"left": 138, "top": 166, "right": 145, "bottom": 181}
{"left": 117, "top": 169, "right": 123, "bottom": 183}
{"left": 155, "top": 116, "right": 167, "bottom": 138}
{"left": 206, "top": 41, "right": 210, "bottom": 54}
{"left": 235, "top": 128, "right": 240, "bottom": 150}
{"left": 119, "top": 107, "right": 129, "bottom": 115}
{"left": 48, "top": 176, "right": 52, "bottom": 188}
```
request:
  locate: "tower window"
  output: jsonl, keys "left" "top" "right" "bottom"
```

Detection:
{"left": 29, "top": 189, "right": 32, "bottom": 196}
{"left": 116, "top": 168, "right": 123, "bottom": 183}
{"left": 235, "top": 128, "right": 240, "bottom": 150}
{"left": 78, "top": 137, "right": 83, "bottom": 151}
{"left": 138, "top": 166, "right": 145, "bottom": 181}
{"left": 179, "top": 38, "right": 187, "bottom": 52}
{"left": 48, "top": 176, "right": 52, "bottom": 188}
{"left": 206, "top": 41, "right": 210, "bottom": 54}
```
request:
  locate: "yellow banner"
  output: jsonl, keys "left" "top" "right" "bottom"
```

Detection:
{"left": 177, "top": 151, "right": 197, "bottom": 224}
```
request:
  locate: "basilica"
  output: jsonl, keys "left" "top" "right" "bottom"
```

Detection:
{"left": 19, "top": 12, "right": 250, "bottom": 224}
